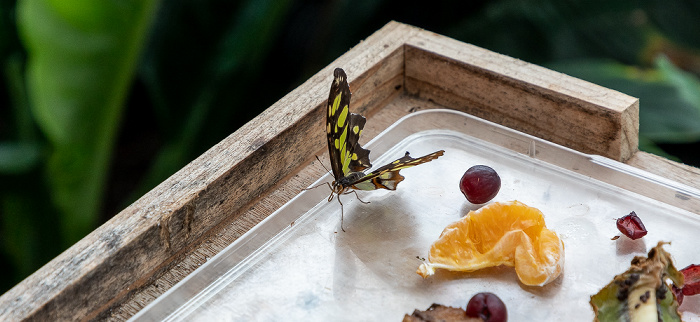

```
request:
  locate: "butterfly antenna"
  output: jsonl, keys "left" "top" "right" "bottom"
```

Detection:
{"left": 302, "top": 157, "right": 333, "bottom": 192}
{"left": 315, "top": 155, "right": 333, "bottom": 176}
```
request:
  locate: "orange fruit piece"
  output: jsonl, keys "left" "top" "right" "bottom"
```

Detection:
{"left": 417, "top": 200, "right": 564, "bottom": 286}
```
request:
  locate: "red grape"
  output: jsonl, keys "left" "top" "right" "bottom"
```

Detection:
{"left": 465, "top": 292, "right": 507, "bottom": 322}
{"left": 616, "top": 211, "right": 647, "bottom": 240}
{"left": 460, "top": 165, "right": 501, "bottom": 204}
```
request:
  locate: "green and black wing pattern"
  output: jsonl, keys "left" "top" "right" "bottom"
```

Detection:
{"left": 326, "top": 68, "right": 444, "bottom": 197}
{"left": 326, "top": 68, "right": 371, "bottom": 182}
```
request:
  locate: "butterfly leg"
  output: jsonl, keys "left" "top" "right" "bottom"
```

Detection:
{"left": 325, "top": 182, "right": 336, "bottom": 202}
{"left": 336, "top": 195, "right": 346, "bottom": 232}
{"left": 314, "top": 155, "right": 334, "bottom": 176}
{"left": 350, "top": 190, "right": 370, "bottom": 204}
{"left": 342, "top": 190, "right": 370, "bottom": 204}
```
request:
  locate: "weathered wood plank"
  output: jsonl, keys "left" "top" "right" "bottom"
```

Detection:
{"left": 403, "top": 38, "right": 639, "bottom": 162}
{"left": 627, "top": 151, "right": 700, "bottom": 191}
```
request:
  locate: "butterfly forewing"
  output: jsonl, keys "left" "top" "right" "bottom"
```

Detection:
{"left": 327, "top": 68, "right": 371, "bottom": 181}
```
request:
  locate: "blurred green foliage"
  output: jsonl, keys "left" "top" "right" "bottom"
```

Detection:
{"left": 2, "top": 0, "right": 700, "bottom": 294}
{"left": 18, "top": 0, "right": 160, "bottom": 251}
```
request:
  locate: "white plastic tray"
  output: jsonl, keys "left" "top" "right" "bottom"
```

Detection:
{"left": 131, "top": 109, "right": 700, "bottom": 321}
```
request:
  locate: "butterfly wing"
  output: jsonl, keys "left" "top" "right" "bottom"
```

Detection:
{"left": 327, "top": 68, "right": 371, "bottom": 181}
{"left": 351, "top": 150, "right": 445, "bottom": 191}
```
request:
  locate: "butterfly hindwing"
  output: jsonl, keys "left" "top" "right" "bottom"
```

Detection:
{"left": 326, "top": 68, "right": 371, "bottom": 181}
{"left": 345, "top": 114, "right": 371, "bottom": 173}
{"left": 351, "top": 150, "right": 445, "bottom": 191}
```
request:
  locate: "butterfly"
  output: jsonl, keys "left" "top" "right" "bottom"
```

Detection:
{"left": 320, "top": 68, "right": 444, "bottom": 230}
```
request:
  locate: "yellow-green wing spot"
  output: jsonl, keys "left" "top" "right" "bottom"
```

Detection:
{"left": 339, "top": 126, "right": 351, "bottom": 175}
{"left": 337, "top": 105, "right": 348, "bottom": 128}
{"left": 331, "top": 93, "right": 341, "bottom": 117}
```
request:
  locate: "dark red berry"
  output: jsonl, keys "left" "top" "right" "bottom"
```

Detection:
{"left": 680, "top": 264, "right": 700, "bottom": 296}
{"left": 615, "top": 211, "right": 647, "bottom": 240}
{"left": 460, "top": 165, "right": 501, "bottom": 204}
{"left": 465, "top": 292, "right": 507, "bottom": 322}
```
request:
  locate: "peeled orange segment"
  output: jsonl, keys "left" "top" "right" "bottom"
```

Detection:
{"left": 417, "top": 200, "right": 564, "bottom": 286}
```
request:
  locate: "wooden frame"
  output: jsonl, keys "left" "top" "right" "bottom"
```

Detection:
{"left": 2, "top": 21, "right": 697, "bottom": 321}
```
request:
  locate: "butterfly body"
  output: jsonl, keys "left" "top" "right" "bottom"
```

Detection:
{"left": 333, "top": 172, "right": 365, "bottom": 192}
{"left": 323, "top": 68, "right": 444, "bottom": 229}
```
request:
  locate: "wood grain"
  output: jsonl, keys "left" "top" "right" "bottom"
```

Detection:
{"left": 0, "top": 21, "right": 693, "bottom": 321}
{"left": 403, "top": 40, "right": 639, "bottom": 162}
{"left": 627, "top": 151, "right": 700, "bottom": 191}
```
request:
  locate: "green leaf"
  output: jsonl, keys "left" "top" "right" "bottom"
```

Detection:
{"left": 655, "top": 55, "right": 700, "bottom": 111}
{"left": 17, "top": 0, "right": 159, "bottom": 246}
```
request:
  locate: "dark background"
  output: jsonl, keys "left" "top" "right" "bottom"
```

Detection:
{"left": 2, "top": 0, "right": 700, "bottom": 294}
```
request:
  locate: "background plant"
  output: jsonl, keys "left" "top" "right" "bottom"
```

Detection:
{"left": 2, "top": 0, "right": 700, "bottom": 294}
